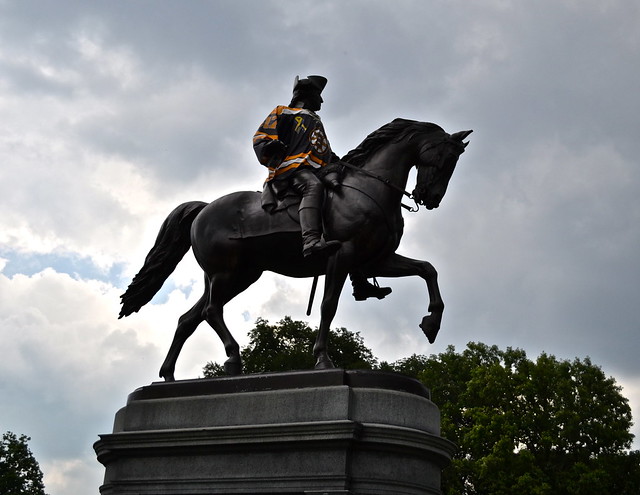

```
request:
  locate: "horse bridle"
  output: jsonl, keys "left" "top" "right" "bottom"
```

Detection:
{"left": 339, "top": 139, "right": 447, "bottom": 212}
{"left": 339, "top": 161, "right": 419, "bottom": 212}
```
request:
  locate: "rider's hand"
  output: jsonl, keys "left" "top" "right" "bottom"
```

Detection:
{"left": 325, "top": 174, "right": 340, "bottom": 189}
{"left": 264, "top": 140, "right": 288, "bottom": 159}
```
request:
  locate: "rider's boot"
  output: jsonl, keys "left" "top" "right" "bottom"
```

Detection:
{"left": 299, "top": 206, "right": 341, "bottom": 257}
{"left": 351, "top": 275, "right": 392, "bottom": 301}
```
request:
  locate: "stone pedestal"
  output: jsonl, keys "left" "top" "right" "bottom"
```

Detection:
{"left": 94, "top": 369, "right": 455, "bottom": 494}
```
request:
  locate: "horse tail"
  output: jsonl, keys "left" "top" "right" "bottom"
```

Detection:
{"left": 119, "top": 201, "right": 208, "bottom": 318}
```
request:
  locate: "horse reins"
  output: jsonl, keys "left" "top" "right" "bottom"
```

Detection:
{"left": 339, "top": 161, "right": 419, "bottom": 212}
{"left": 338, "top": 136, "right": 449, "bottom": 212}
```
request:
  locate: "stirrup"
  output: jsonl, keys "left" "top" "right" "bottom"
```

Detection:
{"left": 353, "top": 277, "right": 392, "bottom": 301}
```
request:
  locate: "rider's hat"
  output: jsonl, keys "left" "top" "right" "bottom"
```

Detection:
{"left": 292, "top": 75, "right": 327, "bottom": 100}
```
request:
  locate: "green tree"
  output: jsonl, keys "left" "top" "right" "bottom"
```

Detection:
{"left": 0, "top": 432, "right": 47, "bottom": 495}
{"left": 203, "top": 316, "right": 377, "bottom": 377}
{"left": 393, "top": 343, "right": 640, "bottom": 494}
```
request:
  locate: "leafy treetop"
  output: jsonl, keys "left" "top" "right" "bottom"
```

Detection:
{"left": 0, "top": 432, "right": 47, "bottom": 495}
{"left": 203, "top": 316, "right": 377, "bottom": 376}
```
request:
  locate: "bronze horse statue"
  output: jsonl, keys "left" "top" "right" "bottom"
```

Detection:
{"left": 119, "top": 118, "right": 471, "bottom": 380}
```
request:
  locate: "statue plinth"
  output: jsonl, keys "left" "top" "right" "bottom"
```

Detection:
{"left": 94, "top": 369, "right": 455, "bottom": 494}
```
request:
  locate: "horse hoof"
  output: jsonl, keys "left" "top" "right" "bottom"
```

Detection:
{"left": 160, "top": 372, "right": 175, "bottom": 382}
{"left": 224, "top": 359, "right": 242, "bottom": 376}
{"left": 419, "top": 315, "right": 441, "bottom": 344}
{"left": 314, "top": 356, "right": 335, "bottom": 370}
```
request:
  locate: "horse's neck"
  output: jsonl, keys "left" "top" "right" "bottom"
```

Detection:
{"left": 361, "top": 144, "right": 414, "bottom": 190}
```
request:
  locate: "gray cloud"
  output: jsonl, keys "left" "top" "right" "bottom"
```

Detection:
{"left": 1, "top": 1, "right": 639, "bottom": 493}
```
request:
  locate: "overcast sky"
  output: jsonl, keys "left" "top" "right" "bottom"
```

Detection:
{"left": 1, "top": 1, "right": 639, "bottom": 493}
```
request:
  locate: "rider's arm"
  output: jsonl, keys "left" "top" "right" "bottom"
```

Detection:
{"left": 253, "top": 106, "right": 284, "bottom": 165}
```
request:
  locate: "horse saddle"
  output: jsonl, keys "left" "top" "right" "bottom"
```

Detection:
{"left": 228, "top": 185, "right": 301, "bottom": 240}
{"left": 231, "top": 165, "right": 341, "bottom": 240}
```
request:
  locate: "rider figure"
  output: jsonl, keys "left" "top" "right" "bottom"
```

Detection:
{"left": 253, "top": 75, "right": 391, "bottom": 300}
{"left": 254, "top": 75, "right": 340, "bottom": 257}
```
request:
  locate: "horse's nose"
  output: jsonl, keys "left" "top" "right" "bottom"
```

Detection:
{"left": 425, "top": 193, "right": 442, "bottom": 210}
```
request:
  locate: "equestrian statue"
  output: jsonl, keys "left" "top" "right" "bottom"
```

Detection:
{"left": 119, "top": 75, "right": 472, "bottom": 380}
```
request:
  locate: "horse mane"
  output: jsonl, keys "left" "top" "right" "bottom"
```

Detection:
{"left": 342, "top": 118, "right": 445, "bottom": 167}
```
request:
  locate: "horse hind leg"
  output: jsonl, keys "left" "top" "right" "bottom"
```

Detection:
{"left": 203, "top": 270, "right": 262, "bottom": 376}
{"left": 203, "top": 301, "right": 241, "bottom": 376}
{"left": 159, "top": 287, "right": 208, "bottom": 381}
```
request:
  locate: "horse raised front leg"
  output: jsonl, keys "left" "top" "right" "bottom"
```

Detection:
{"left": 374, "top": 253, "right": 444, "bottom": 343}
{"left": 313, "top": 249, "right": 352, "bottom": 369}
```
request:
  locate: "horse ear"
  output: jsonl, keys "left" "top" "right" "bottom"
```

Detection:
{"left": 451, "top": 130, "right": 473, "bottom": 144}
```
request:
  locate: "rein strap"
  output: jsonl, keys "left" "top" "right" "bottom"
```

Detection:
{"left": 339, "top": 161, "right": 419, "bottom": 212}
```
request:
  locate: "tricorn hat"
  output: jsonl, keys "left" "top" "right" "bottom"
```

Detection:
{"left": 292, "top": 75, "right": 328, "bottom": 95}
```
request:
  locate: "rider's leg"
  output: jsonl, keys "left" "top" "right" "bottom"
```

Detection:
{"left": 291, "top": 168, "right": 341, "bottom": 257}
{"left": 350, "top": 273, "right": 392, "bottom": 301}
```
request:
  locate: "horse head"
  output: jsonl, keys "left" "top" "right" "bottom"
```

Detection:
{"left": 412, "top": 130, "right": 472, "bottom": 209}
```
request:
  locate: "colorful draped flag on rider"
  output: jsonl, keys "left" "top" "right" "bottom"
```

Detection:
{"left": 253, "top": 105, "right": 336, "bottom": 182}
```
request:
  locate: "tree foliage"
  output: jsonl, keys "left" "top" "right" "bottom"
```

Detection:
{"left": 0, "top": 432, "right": 47, "bottom": 495}
{"left": 203, "top": 316, "right": 377, "bottom": 377}
{"left": 393, "top": 343, "right": 640, "bottom": 494}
